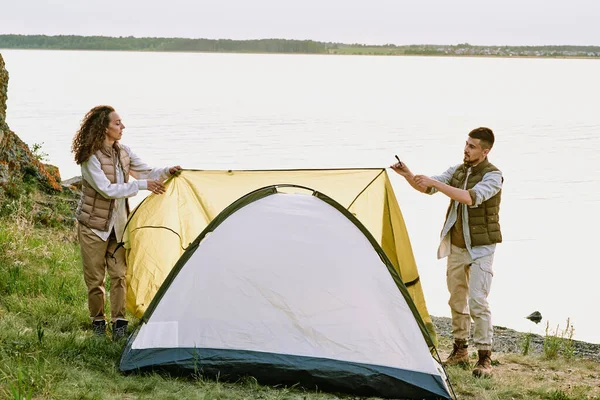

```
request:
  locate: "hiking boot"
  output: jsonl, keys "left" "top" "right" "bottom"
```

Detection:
{"left": 91, "top": 319, "right": 106, "bottom": 336}
{"left": 473, "top": 350, "right": 493, "bottom": 378}
{"left": 443, "top": 339, "right": 470, "bottom": 366}
{"left": 112, "top": 319, "right": 129, "bottom": 341}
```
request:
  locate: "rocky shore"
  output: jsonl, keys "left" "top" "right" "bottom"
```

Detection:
{"left": 0, "top": 53, "right": 62, "bottom": 191}
{"left": 432, "top": 316, "right": 600, "bottom": 362}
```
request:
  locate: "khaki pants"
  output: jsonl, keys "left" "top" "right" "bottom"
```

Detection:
{"left": 447, "top": 245, "right": 494, "bottom": 350}
{"left": 78, "top": 223, "right": 127, "bottom": 322}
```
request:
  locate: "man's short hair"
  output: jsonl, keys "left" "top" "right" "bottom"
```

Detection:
{"left": 469, "top": 127, "right": 495, "bottom": 149}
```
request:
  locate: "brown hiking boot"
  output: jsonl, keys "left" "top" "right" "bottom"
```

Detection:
{"left": 443, "top": 340, "right": 470, "bottom": 367}
{"left": 473, "top": 350, "right": 493, "bottom": 378}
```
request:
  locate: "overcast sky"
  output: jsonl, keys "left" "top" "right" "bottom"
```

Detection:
{"left": 1, "top": 0, "right": 599, "bottom": 46}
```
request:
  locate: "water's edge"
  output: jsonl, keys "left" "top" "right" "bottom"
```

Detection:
{"left": 432, "top": 316, "right": 600, "bottom": 361}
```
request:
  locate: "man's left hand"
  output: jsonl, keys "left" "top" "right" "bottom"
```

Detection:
{"left": 414, "top": 175, "right": 435, "bottom": 189}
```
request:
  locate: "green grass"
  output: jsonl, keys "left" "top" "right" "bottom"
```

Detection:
{"left": 543, "top": 319, "right": 576, "bottom": 361}
{"left": 1, "top": 191, "right": 599, "bottom": 399}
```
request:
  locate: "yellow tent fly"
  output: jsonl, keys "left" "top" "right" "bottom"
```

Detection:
{"left": 123, "top": 169, "right": 437, "bottom": 343}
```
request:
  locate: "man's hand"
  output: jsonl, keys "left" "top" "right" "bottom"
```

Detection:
{"left": 390, "top": 162, "right": 411, "bottom": 177}
{"left": 414, "top": 175, "right": 435, "bottom": 188}
{"left": 169, "top": 165, "right": 182, "bottom": 176}
{"left": 390, "top": 162, "right": 427, "bottom": 192}
{"left": 147, "top": 180, "right": 166, "bottom": 194}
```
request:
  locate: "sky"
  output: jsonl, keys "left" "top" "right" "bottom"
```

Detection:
{"left": 1, "top": 0, "right": 599, "bottom": 46}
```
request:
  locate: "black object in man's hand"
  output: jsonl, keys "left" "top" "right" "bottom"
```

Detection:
{"left": 394, "top": 155, "right": 403, "bottom": 167}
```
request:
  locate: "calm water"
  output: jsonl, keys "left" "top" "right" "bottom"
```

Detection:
{"left": 2, "top": 49, "right": 599, "bottom": 343}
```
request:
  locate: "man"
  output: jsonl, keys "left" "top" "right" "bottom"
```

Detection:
{"left": 391, "top": 127, "right": 502, "bottom": 378}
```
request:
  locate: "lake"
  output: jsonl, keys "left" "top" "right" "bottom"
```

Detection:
{"left": 2, "top": 49, "right": 599, "bottom": 344}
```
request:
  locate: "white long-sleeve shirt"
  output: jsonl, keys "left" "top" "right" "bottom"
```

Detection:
{"left": 80, "top": 144, "right": 170, "bottom": 242}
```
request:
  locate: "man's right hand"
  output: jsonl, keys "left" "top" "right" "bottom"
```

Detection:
{"left": 390, "top": 162, "right": 430, "bottom": 193}
{"left": 147, "top": 180, "right": 166, "bottom": 194}
{"left": 390, "top": 162, "right": 411, "bottom": 177}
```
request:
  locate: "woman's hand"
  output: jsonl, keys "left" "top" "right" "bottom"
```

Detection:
{"left": 169, "top": 165, "right": 182, "bottom": 175}
{"left": 147, "top": 180, "right": 166, "bottom": 194}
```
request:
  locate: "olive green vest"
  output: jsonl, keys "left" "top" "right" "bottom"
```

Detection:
{"left": 76, "top": 143, "right": 131, "bottom": 231}
{"left": 445, "top": 158, "right": 502, "bottom": 247}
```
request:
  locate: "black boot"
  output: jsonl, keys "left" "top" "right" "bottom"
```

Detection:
{"left": 91, "top": 319, "right": 106, "bottom": 336}
{"left": 112, "top": 319, "right": 129, "bottom": 341}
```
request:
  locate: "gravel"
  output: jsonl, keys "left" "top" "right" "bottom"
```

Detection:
{"left": 431, "top": 316, "right": 600, "bottom": 362}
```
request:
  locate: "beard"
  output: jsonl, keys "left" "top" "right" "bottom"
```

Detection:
{"left": 463, "top": 154, "right": 473, "bottom": 167}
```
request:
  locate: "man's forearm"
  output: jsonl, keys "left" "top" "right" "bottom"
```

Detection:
{"left": 403, "top": 173, "right": 427, "bottom": 193}
{"left": 430, "top": 180, "right": 473, "bottom": 205}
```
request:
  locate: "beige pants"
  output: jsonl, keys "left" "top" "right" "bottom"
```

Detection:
{"left": 78, "top": 223, "right": 127, "bottom": 323}
{"left": 447, "top": 245, "right": 494, "bottom": 350}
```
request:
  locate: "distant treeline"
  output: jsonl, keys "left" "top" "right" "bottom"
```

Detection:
{"left": 1, "top": 35, "right": 599, "bottom": 58}
{"left": 0, "top": 35, "right": 327, "bottom": 53}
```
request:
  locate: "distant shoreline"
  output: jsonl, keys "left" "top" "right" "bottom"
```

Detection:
{"left": 1, "top": 34, "right": 599, "bottom": 60}
{"left": 1, "top": 47, "right": 598, "bottom": 61}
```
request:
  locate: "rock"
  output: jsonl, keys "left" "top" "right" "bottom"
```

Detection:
{"left": 526, "top": 311, "right": 543, "bottom": 324}
{"left": 0, "top": 52, "right": 7, "bottom": 121}
{"left": 0, "top": 53, "right": 62, "bottom": 193}
{"left": 61, "top": 175, "right": 83, "bottom": 190}
{"left": 61, "top": 175, "right": 82, "bottom": 198}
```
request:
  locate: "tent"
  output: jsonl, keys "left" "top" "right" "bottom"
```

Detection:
{"left": 123, "top": 169, "right": 437, "bottom": 342}
{"left": 120, "top": 183, "right": 452, "bottom": 399}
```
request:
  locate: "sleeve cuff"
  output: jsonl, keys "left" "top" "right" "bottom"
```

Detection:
{"left": 138, "top": 180, "right": 148, "bottom": 191}
{"left": 468, "top": 189, "right": 478, "bottom": 206}
{"left": 161, "top": 167, "right": 171, "bottom": 180}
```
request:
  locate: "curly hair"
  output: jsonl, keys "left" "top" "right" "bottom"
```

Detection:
{"left": 71, "top": 105, "right": 115, "bottom": 164}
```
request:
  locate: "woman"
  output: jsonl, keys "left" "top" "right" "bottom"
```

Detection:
{"left": 71, "top": 105, "right": 181, "bottom": 340}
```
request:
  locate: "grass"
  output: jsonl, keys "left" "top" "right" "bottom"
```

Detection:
{"left": 521, "top": 332, "right": 533, "bottom": 356}
{"left": 1, "top": 188, "right": 599, "bottom": 399}
{"left": 439, "top": 351, "right": 600, "bottom": 400}
{"left": 544, "top": 319, "right": 576, "bottom": 361}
